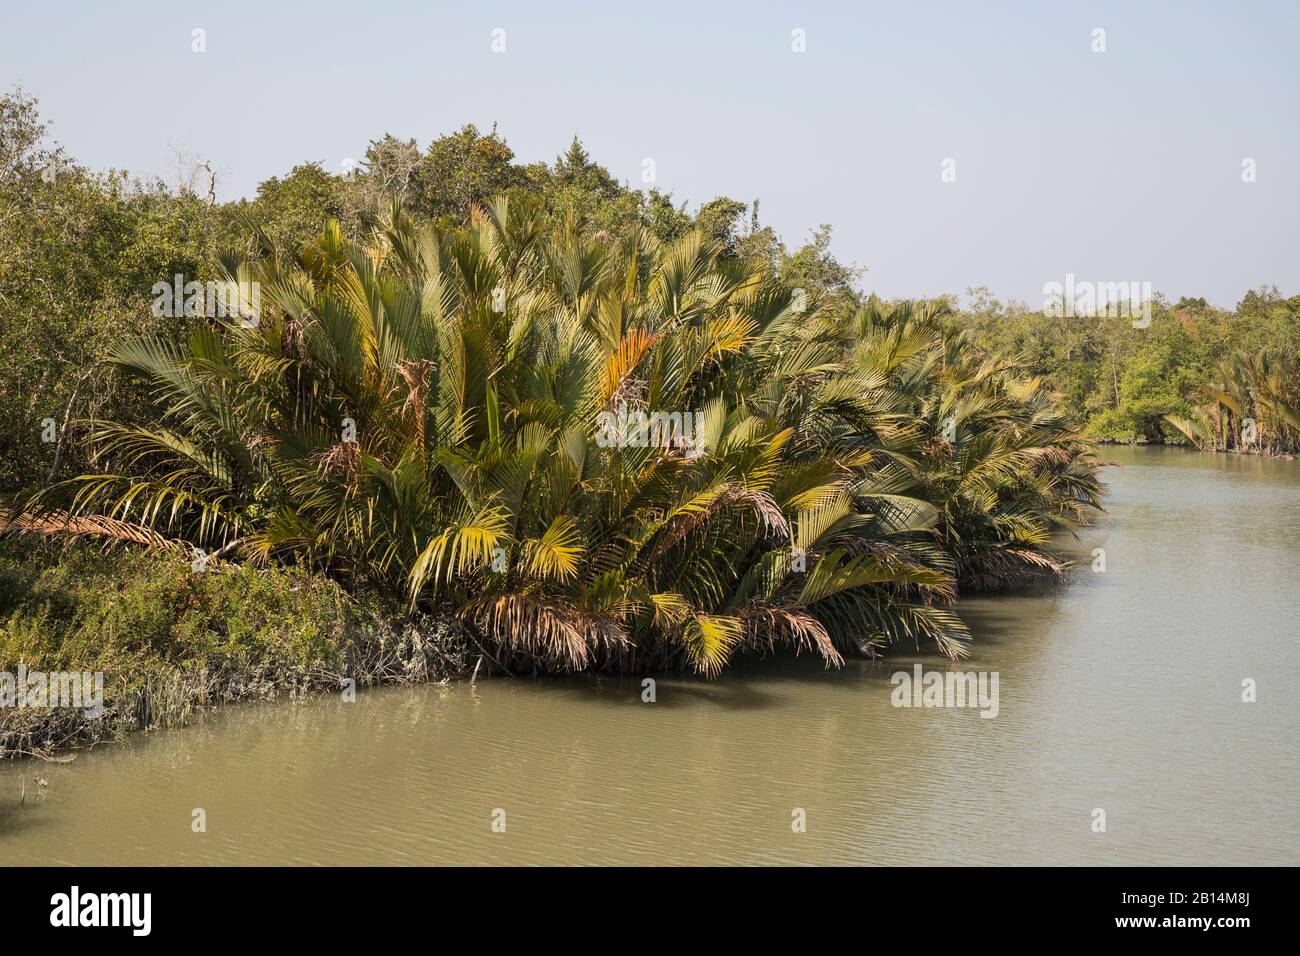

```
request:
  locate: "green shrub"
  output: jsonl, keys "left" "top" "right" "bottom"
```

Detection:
{"left": 0, "top": 539, "right": 470, "bottom": 757}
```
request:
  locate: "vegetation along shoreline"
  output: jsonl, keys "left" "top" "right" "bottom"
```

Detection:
{"left": 6, "top": 90, "right": 1298, "bottom": 760}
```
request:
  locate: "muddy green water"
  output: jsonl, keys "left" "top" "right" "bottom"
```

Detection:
{"left": 2, "top": 446, "right": 1298, "bottom": 865}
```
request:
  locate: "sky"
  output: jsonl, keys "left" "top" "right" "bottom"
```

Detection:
{"left": 3, "top": 0, "right": 1297, "bottom": 308}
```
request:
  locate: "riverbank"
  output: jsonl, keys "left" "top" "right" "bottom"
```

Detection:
{"left": 5, "top": 448, "right": 1296, "bottom": 864}
{"left": 1092, "top": 437, "right": 1296, "bottom": 459}
{"left": 0, "top": 540, "right": 472, "bottom": 759}
{"left": 0, "top": 527, "right": 1083, "bottom": 762}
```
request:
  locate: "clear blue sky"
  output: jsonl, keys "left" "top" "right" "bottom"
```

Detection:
{"left": 3, "top": 0, "right": 1297, "bottom": 307}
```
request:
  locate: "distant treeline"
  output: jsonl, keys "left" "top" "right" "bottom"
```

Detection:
{"left": 946, "top": 288, "right": 1300, "bottom": 454}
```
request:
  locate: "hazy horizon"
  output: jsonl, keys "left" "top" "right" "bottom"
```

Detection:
{"left": 4, "top": 0, "right": 1296, "bottom": 310}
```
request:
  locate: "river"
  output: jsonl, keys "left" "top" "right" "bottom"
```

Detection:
{"left": 2, "top": 446, "right": 1297, "bottom": 865}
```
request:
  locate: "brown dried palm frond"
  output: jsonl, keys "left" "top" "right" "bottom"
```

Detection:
{"left": 740, "top": 606, "right": 844, "bottom": 666}
{"left": 395, "top": 359, "right": 434, "bottom": 418}
{"left": 280, "top": 315, "right": 305, "bottom": 359}
{"left": 0, "top": 509, "right": 184, "bottom": 552}
{"left": 313, "top": 440, "right": 363, "bottom": 485}
{"left": 961, "top": 546, "right": 1066, "bottom": 592}
{"left": 462, "top": 593, "right": 629, "bottom": 671}
{"left": 733, "top": 488, "right": 791, "bottom": 542}
{"left": 396, "top": 358, "right": 435, "bottom": 446}
{"left": 247, "top": 430, "right": 279, "bottom": 453}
